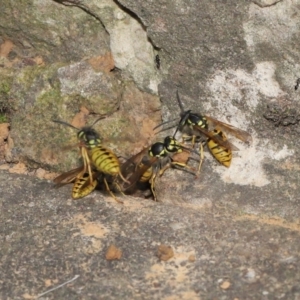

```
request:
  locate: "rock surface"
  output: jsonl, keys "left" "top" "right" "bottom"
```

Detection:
{"left": 1, "top": 0, "right": 300, "bottom": 298}
{"left": 1, "top": 171, "right": 300, "bottom": 299}
{"left": 115, "top": 0, "right": 300, "bottom": 208}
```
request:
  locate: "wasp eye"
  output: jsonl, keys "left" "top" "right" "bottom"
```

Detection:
{"left": 77, "top": 131, "right": 84, "bottom": 139}
{"left": 164, "top": 136, "right": 171, "bottom": 144}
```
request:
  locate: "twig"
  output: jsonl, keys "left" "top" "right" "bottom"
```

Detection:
{"left": 37, "top": 275, "right": 80, "bottom": 298}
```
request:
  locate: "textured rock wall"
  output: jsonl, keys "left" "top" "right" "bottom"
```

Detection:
{"left": 114, "top": 0, "right": 300, "bottom": 215}
{"left": 0, "top": 0, "right": 161, "bottom": 171}
{"left": 0, "top": 0, "right": 299, "bottom": 215}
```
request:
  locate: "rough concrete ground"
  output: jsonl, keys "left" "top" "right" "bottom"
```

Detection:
{"left": 1, "top": 170, "right": 300, "bottom": 300}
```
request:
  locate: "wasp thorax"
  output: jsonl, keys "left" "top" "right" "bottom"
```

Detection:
{"left": 164, "top": 136, "right": 180, "bottom": 153}
{"left": 188, "top": 112, "right": 207, "bottom": 128}
{"left": 149, "top": 142, "right": 167, "bottom": 157}
{"left": 210, "top": 129, "right": 226, "bottom": 140}
{"left": 87, "top": 138, "right": 101, "bottom": 147}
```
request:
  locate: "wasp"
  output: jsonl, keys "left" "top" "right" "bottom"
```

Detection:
{"left": 52, "top": 117, "right": 127, "bottom": 203}
{"left": 121, "top": 136, "right": 199, "bottom": 201}
{"left": 54, "top": 166, "right": 99, "bottom": 199}
{"left": 154, "top": 91, "right": 252, "bottom": 167}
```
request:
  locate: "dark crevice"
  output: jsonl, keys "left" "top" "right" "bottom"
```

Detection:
{"left": 112, "top": 0, "right": 146, "bottom": 31}
{"left": 52, "top": 0, "right": 108, "bottom": 34}
{"left": 252, "top": 0, "right": 282, "bottom": 8}
{"left": 52, "top": 0, "right": 160, "bottom": 52}
{"left": 112, "top": 0, "right": 159, "bottom": 50}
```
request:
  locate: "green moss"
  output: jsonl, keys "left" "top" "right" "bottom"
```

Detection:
{"left": 36, "top": 87, "right": 63, "bottom": 107}
{"left": 18, "top": 64, "right": 60, "bottom": 90}
{"left": 0, "top": 113, "right": 8, "bottom": 123}
{"left": 0, "top": 81, "right": 11, "bottom": 94}
{"left": 17, "top": 65, "right": 45, "bottom": 88}
{"left": 14, "top": 63, "right": 65, "bottom": 112}
{"left": 0, "top": 75, "right": 14, "bottom": 113}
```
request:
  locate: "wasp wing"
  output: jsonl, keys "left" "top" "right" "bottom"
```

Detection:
{"left": 121, "top": 147, "right": 149, "bottom": 178}
{"left": 192, "top": 124, "right": 239, "bottom": 151}
{"left": 205, "top": 116, "right": 252, "bottom": 144}
{"left": 121, "top": 148, "right": 158, "bottom": 192}
{"left": 53, "top": 166, "right": 85, "bottom": 187}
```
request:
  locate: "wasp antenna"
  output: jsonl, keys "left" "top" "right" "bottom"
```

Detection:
{"left": 173, "top": 127, "right": 179, "bottom": 138}
{"left": 90, "top": 115, "right": 107, "bottom": 128}
{"left": 155, "top": 124, "right": 179, "bottom": 135}
{"left": 178, "top": 144, "right": 201, "bottom": 156}
{"left": 176, "top": 90, "right": 185, "bottom": 112}
{"left": 153, "top": 118, "right": 178, "bottom": 131}
{"left": 52, "top": 119, "right": 79, "bottom": 130}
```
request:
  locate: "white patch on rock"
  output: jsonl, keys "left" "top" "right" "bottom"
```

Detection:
{"left": 253, "top": 62, "right": 281, "bottom": 98}
{"left": 205, "top": 62, "right": 292, "bottom": 187}
{"left": 213, "top": 134, "right": 294, "bottom": 187}
{"left": 206, "top": 61, "right": 284, "bottom": 127}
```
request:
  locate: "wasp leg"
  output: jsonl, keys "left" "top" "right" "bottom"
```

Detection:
{"left": 103, "top": 177, "right": 123, "bottom": 204}
{"left": 158, "top": 159, "right": 198, "bottom": 178}
{"left": 118, "top": 171, "right": 130, "bottom": 184}
{"left": 81, "top": 147, "right": 94, "bottom": 185}
{"left": 181, "top": 134, "right": 202, "bottom": 149}
{"left": 192, "top": 135, "right": 197, "bottom": 147}
{"left": 149, "top": 173, "right": 158, "bottom": 202}
{"left": 180, "top": 136, "right": 205, "bottom": 177}
{"left": 197, "top": 142, "right": 204, "bottom": 176}
{"left": 113, "top": 181, "right": 127, "bottom": 197}
{"left": 172, "top": 162, "right": 197, "bottom": 173}
{"left": 158, "top": 162, "right": 172, "bottom": 177}
{"left": 181, "top": 134, "right": 193, "bottom": 145}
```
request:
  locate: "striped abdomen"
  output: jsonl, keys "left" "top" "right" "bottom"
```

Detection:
{"left": 88, "top": 146, "right": 120, "bottom": 175}
{"left": 72, "top": 173, "right": 97, "bottom": 199}
{"left": 140, "top": 164, "right": 153, "bottom": 183}
{"left": 207, "top": 129, "right": 232, "bottom": 167}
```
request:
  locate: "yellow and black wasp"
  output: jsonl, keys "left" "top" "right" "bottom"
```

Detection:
{"left": 52, "top": 117, "right": 127, "bottom": 202}
{"left": 154, "top": 91, "right": 252, "bottom": 167}
{"left": 121, "top": 136, "right": 199, "bottom": 201}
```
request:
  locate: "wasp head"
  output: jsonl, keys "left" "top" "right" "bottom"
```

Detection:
{"left": 77, "top": 127, "right": 101, "bottom": 148}
{"left": 149, "top": 142, "right": 168, "bottom": 158}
